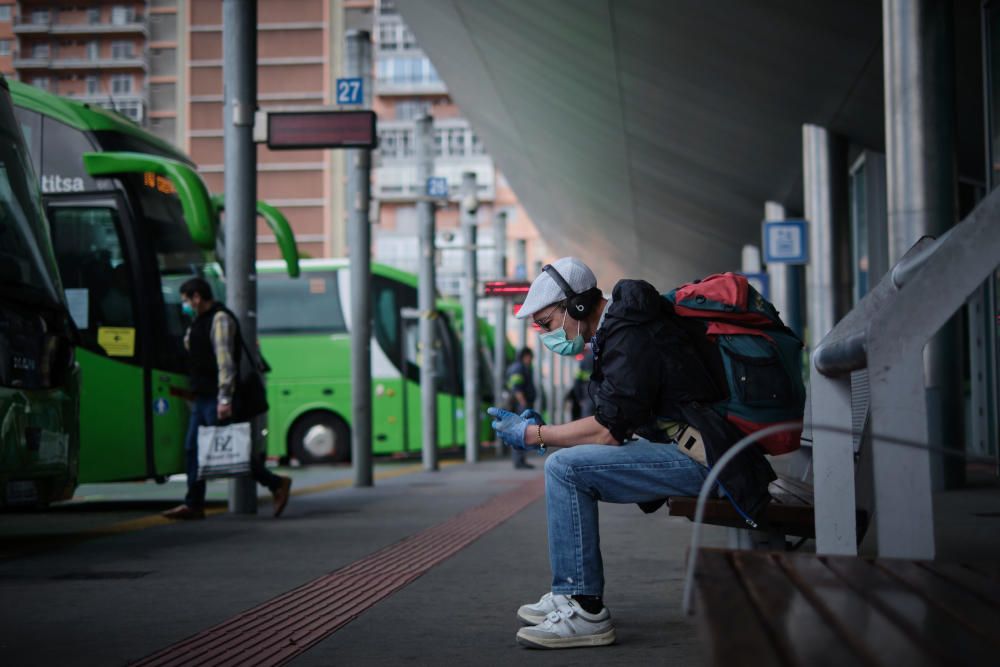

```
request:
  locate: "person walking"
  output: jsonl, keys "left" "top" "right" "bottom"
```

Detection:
{"left": 163, "top": 278, "right": 292, "bottom": 520}
{"left": 488, "top": 257, "right": 775, "bottom": 649}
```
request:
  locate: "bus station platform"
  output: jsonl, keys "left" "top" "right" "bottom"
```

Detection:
{"left": 0, "top": 451, "right": 731, "bottom": 666}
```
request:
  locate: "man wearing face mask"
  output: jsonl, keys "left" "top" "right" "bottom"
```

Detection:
{"left": 162, "top": 278, "right": 292, "bottom": 520}
{"left": 488, "top": 257, "right": 774, "bottom": 650}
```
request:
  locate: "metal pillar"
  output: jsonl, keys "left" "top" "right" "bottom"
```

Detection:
{"left": 741, "top": 245, "right": 761, "bottom": 274}
{"left": 810, "top": 368, "right": 858, "bottom": 555}
{"left": 883, "top": 0, "right": 962, "bottom": 491}
{"left": 802, "top": 124, "right": 851, "bottom": 347}
{"left": 346, "top": 30, "right": 373, "bottom": 487}
{"left": 531, "top": 260, "right": 544, "bottom": 413}
{"left": 416, "top": 114, "right": 438, "bottom": 471}
{"left": 492, "top": 210, "right": 508, "bottom": 425}
{"left": 460, "top": 172, "right": 480, "bottom": 463}
{"left": 223, "top": 0, "right": 257, "bottom": 514}
{"left": 764, "top": 201, "right": 803, "bottom": 336}
{"left": 515, "top": 239, "right": 528, "bottom": 352}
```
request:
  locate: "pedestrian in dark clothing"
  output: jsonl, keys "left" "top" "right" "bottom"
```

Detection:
{"left": 563, "top": 348, "right": 594, "bottom": 420}
{"left": 488, "top": 257, "right": 775, "bottom": 649}
{"left": 505, "top": 347, "right": 537, "bottom": 469}
{"left": 163, "top": 278, "right": 292, "bottom": 520}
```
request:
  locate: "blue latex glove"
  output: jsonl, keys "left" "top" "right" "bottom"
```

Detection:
{"left": 520, "top": 409, "right": 545, "bottom": 426}
{"left": 487, "top": 407, "right": 535, "bottom": 451}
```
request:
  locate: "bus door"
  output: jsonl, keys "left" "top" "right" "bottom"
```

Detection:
{"left": 401, "top": 312, "right": 458, "bottom": 451}
{"left": 129, "top": 172, "right": 211, "bottom": 479}
{"left": 46, "top": 194, "right": 152, "bottom": 482}
{"left": 368, "top": 275, "right": 408, "bottom": 455}
{"left": 434, "top": 316, "right": 461, "bottom": 447}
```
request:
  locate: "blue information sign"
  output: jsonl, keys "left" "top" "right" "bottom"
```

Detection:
{"left": 741, "top": 272, "right": 770, "bottom": 301}
{"left": 426, "top": 176, "right": 449, "bottom": 198}
{"left": 763, "top": 219, "right": 808, "bottom": 264}
{"left": 335, "top": 77, "right": 364, "bottom": 105}
{"left": 153, "top": 397, "right": 170, "bottom": 415}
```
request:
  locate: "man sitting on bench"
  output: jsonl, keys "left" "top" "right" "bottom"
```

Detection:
{"left": 489, "top": 257, "right": 776, "bottom": 650}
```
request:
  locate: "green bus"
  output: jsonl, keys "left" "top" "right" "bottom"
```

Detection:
{"left": 9, "top": 81, "right": 298, "bottom": 487}
{"left": 257, "top": 259, "right": 506, "bottom": 464}
{"left": 0, "top": 76, "right": 80, "bottom": 507}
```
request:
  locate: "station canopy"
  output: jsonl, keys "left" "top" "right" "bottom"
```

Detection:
{"left": 397, "top": 0, "right": 885, "bottom": 287}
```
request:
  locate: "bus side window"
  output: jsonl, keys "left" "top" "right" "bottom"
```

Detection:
{"left": 372, "top": 275, "right": 415, "bottom": 379}
{"left": 48, "top": 207, "right": 138, "bottom": 361}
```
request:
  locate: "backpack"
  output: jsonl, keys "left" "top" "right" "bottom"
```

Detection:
{"left": 663, "top": 273, "right": 806, "bottom": 455}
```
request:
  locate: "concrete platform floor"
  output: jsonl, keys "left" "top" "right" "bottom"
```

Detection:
{"left": 0, "top": 452, "right": 729, "bottom": 666}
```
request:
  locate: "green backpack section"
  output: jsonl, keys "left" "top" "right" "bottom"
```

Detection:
{"left": 663, "top": 273, "right": 806, "bottom": 455}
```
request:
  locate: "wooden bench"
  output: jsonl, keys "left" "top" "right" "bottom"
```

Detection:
{"left": 667, "top": 473, "right": 869, "bottom": 547}
{"left": 694, "top": 548, "right": 1000, "bottom": 666}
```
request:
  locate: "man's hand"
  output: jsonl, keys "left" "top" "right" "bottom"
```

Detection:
{"left": 487, "top": 407, "right": 537, "bottom": 451}
{"left": 520, "top": 409, "right": 545, "bottom": 426}
{"left": 217, "top": 401, "right": 232, "bottom": 421}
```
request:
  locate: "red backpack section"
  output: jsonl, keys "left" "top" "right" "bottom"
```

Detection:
{"left": 664, "top": 273, "right": 806, "bottom": 456}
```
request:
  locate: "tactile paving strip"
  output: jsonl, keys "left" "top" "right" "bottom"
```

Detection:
{"left": 135, "top": 477, "right": 545, "bottom": 667}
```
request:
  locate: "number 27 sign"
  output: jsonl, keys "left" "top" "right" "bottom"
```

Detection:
{"left": 336, "top": 78, "right": 364, "bottom": 105}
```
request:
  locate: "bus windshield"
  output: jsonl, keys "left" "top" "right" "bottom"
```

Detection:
{"left": 0, "top": 99, "right": 62, "bottom": 309}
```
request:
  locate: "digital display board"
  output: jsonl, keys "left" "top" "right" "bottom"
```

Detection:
{"left": 267, "top": 110, "right": 377, "bottom": 150}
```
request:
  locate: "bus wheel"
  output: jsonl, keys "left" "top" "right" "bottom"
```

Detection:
{"left": 289, "top": 413, "right": 350, "bottom": 465}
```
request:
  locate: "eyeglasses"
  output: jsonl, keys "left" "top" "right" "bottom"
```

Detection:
{"left": 532, "top": 305, "right": 563, "bottom": 332}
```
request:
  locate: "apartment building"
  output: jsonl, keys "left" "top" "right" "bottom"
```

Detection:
{"left": 183, "top": 0, "right": 344, "bottom": 260}
{"left": 369, "top": 0, "right": 544, "bottom": 295}
{"left": 0, "top": 0, "right": 543, "bottom": 271}
{"left": 0, "top": 0, "right": 184, "bottom": 147}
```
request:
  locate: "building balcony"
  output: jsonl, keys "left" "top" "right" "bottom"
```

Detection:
{"left": 48, "top": 57, "right": 147, "bottom": 70}
{"left": 13, "top": 56, "right": 51, "bottom": 69}
{"left": 12, "top": 21, "right": 51, "bottom": 34}
{"left": 374, "top": 157, "right": 495, "bottom": 203}
{"left": 374, "top": 79, "right": 448, "bottom": 96}
{"left": 50, "top": 21, "right": 147, "bottom": 36}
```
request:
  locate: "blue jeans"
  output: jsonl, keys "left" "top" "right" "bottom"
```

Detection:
{"left": 184, "top": 396, "right": 283, "bottom": 509}
{"left": 543, "top": 438, "right": 710, "bottom": 597}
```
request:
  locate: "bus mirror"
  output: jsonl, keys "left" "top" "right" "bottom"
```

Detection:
{"left": 212, "top": 194, "right": 301, "bottom": 278}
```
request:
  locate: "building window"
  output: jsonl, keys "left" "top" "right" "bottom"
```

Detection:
{"left": 378, "top": 23, "right": 397, "bottom": 51}
{"left": 379, "top": 0, "right": 398, "bottom": 15}
{"left": 0, "top": 40, "right": 10, "bottom": 56}
{"left": 395, "top": 100, "right": 429, "bottom": 120}
{"left": 113, "top": 99, "right": 142, "bottom": 122}
{"left": 87, "top": 41, "right": 99, "bottom": 60}
{"left": 32, "top": 43, "right": 50, "bottom": 59}
{"left": 111, "top": 5, "right": 135, "bottom": 25}
{"left": 31, "top": 77, "right": 50, "bottom": 91}
{"left": 111, "top": 41, "right": 134, "bottom": 59}
{"left": 86, "top": 75, "right": 99, "bottom": 95}
{"left": 0, "top": 6, "right": 11, "bottom": 21}
{"left": 401, "top": 26, "right": 417, "bottom": 50}
{"left": 31, "top": 9, "right": 50, "bottom": 25}
{"left": 471, "top": 132, "right": 485, "bottom": 155}
{"left": 111, "top": 74, "right": 132, "bottom": 94}
{"left": 88, "top": 8, "right": 101, "bottom": 24}
{"left": 446, "top": 128, "right": 466, "bottom": 157}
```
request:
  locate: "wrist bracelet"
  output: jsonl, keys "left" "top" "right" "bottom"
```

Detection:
{"left": 536, "top": 424, "right": 546, "bottom": 454}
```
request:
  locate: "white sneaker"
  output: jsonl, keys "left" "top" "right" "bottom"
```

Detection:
{"left": 516, "top": 599, "right": 616, "bottom": 649}
{"left": 516, "top": 592, "right": 572, "bottom": 626}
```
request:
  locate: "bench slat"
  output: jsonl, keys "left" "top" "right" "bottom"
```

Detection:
{"left": 871, "top": 560, "right": 1000, "bottom": 649}
{"left": 776, "top": 554, "right": 942, "bottom": 667}
{"left": 823, "top": 557, "right": 999, "bottom": 666}
{"left": 918, "top": 562, "right": 1000, "bottom": 610}
{"left": 694, "top": 549, "right": 785, "bottom": 667}
{"left": 769, "top": 477, "right": 814, "bottom": 505}
{"left": 730, "top": 552, "right": 863, "bottom": 666}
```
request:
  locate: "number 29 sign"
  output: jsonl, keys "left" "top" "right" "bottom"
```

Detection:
{"left": 336, "top": 78, "right": 364, "bottom": 106}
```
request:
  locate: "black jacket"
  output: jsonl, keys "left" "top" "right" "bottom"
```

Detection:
{"left": 590, "top": 279, "right": 775, "bottom": 522}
